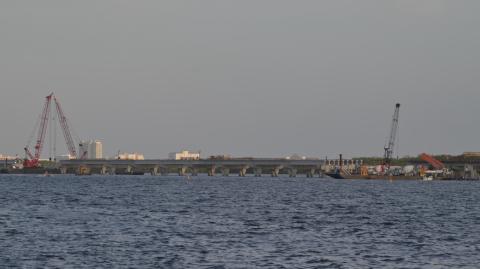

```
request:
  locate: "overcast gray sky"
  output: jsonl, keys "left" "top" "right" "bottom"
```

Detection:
{"left": 1, "top": 1, "right": 479, "bottom": 159}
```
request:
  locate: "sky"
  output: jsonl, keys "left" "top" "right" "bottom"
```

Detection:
{"left": 0, "top": 1, "right": 479, "bottom": 159}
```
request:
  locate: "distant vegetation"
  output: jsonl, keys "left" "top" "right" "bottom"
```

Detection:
{"left": 353, "top": 156, "right": 419, "bottom": 166}
{"left": 354, "top": 154, "right": 480, "bottom": 166}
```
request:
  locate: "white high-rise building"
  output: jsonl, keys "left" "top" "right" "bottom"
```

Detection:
{"left": 79, "top": 140, "right": 103, "bottom": 159}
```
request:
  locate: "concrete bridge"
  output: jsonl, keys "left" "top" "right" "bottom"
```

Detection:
{"left": 58, "top": 158, "right": 332, "bottom": 177}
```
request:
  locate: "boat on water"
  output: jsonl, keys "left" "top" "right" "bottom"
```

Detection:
{"left": 422, "top": 175, "right": 433, "bottom": 181}
{"left": 325, "top": 172, "right": 422, "bottom": 180}
{"left": 326, "top": 170, "right": 475, "bottom": 181}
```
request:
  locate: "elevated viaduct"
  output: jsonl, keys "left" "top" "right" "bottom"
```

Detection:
{"left": 58, "top": 158, "right": 334, "bottom": 177}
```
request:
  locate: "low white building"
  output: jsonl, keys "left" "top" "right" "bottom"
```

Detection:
{"left": 79, "top": 140, "right": 103, "bottom": 159}
{"left": 117, "top": 152, "right": 145, "bottom": 160}
{"left": 169, "top": 150, "right": 200, "bottom": 160}
{"left": 0, "top": 154, "right": 16, "bottom": 160}
{"left": 55, "top": 154, "right": 76, "bottom": 161}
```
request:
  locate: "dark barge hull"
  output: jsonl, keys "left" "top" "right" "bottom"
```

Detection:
{"left": 7, "top": 168, "right": 61, "bottom": 174}
{"left": 326, "top": 173, "right": 479, "bottom": 181}
{"left": 326, "top": 173, "right": 421, "bottom": 180}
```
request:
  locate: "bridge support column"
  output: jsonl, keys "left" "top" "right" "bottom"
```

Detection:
{"left": 76, "top": 166, "right": 91, "bottom": 176}
{"left": 306, "top": 168, "right": 316, "bottom": 178}
{"left": 179, "top": 167, "right": 187, "bottom": 176}
{"left": 101, "top": 166, "right": 108, "bottom": 175}
{"left": 208, "top": 166, "right": 216, "bottom": 177}
{"left": 254, "top": 167, "right": 262, "bottom": 177}
{"left": 239, "top": 166, "right": 248, "bottom": 177}
{"left": 288, "top": 168, "right": 297, "bottom": 178}
{"left": 60, "top": 167, "right": 68, "bottom": 175}
{"left": 126, "top": 165, "right": 133, "bottom": 174}
{"left": 222, "top": 168, "right": 230, "bottom": 177}
{"left": 160, "top": 167, "right": 168, "bottom": 176}
{"left": 151, "top": 166, "right": 159, "bottom": 176}
{"left": 109, "top": 167, "right": 116, "bottom": 175}
{"left": 191, "top": 168, "right": 199, "bottom": 176}
{"left": 271, "top": 166, "right": 282, "bottom": 177}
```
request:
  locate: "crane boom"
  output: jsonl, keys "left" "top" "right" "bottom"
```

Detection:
{"left": 34, "top": 93, "right": 53, "bottom": 159}
{"left": 54, "top": 96, "right": 77, "bottom": 158}
{"left": 383, "top": 103, "right": 400, "bottom": 168}
{"left": 23, "top": 93, "right": 80, "bottom": 168}
{"left": 24, "top": 94, "right": 53, "bottom": 167}
{"left": 420, "top": 153, "right": 445, "bottom": 170}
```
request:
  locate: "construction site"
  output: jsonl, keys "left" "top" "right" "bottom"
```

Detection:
{"left": 1, "top": 94, "right": 479, "bottom": 180}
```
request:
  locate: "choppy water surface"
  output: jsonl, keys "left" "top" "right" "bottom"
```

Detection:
{"left": 0, "top": 175, "right": 479, "bottom": 268}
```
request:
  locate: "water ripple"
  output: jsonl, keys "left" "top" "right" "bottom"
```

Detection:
{"left": 0, "top": 175, "right": 479, "bottom": 268}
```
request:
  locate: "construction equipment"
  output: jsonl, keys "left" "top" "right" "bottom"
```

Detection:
{"left": 23, "top": 93, "right": 80, "bottom": 168}
{"left": 419, "top": 153, "right": 445, "bottom": 170}
{"left": 383, "top": 103, "right": 400, "bottom": 169}
{"left": 53, "top": 96, "right": 77, "bottom": 158}
{"left": 23, "top": 94, "right": 54, "bottom": 168}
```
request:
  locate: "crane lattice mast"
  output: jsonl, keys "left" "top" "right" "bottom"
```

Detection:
{"left": 23, "top": 93, "right": 79, "bottom": 168}
{"left": 24, "top": 93, "right": 53, "bottom": 167}
{"left": 383, "top": 103, "right": 400, "bottom": 169}
{"left": 54, "top": 96, "right": 78, "bottom": 158}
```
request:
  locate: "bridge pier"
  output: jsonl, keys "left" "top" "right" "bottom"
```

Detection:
{"left": 76, "top": 166, "right": 91, "bottom": 175}
{"left": 208, "top": 166, "right": 217, "bottom": 176}
{"left": 271, "top": 166, "right": 283, "bottom": 177}
{"left": 60, "top": 167, "right": 67, "bottom": 175}
{"left": 306, "top": 168, "right": 316, "bottom": 178}
{"left": 109, "top": 167, "right": 116, "bottom": 175}
{"left": 151, "top": 166, "right": 159, "bottom": 176}
{"left": 288, "top": 168, "right": 297, "bottom": 178}
{"left": 221, "top": 168, "right": 230, "bottom": 177}
{"left": 239, "top": 166, "right": 248, "bottom": 177}
{"left": 179, "top": 167, "right": 188, "bottom": 176}
{"left": 191, "top": 168, "right": 199, "bottom": 176}
{"left": 254, "top": 167, "right": 262, "bottom": 177}
{"left": 101, "top": 166, "right": 108, "bottom": 175}
{"left": 126, "top": 165, "right": 133, "bottom": 174}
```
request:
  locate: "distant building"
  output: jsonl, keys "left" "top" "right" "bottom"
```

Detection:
{"left": 0, "top": 154, "right": 16, "bottom": 160}
{"left": 286, "top": 154, "right": 306, "bottom": 160}
{"left": 79, "top": 140, "right": 103, "bottom": 159}
{"left": 462, "top": 152, "right": 480, "bottom": 157}
{"left": 209, "top": 155, "right": 232, "bottom": 160}
{"left": 117, "top": 152, "right": 145, "bottom": 160}
{"left": 169, "top": 150, "right": 200, "bottom": 160}
{"left": 55, "top": 154, "right": 75, "bottom": 161}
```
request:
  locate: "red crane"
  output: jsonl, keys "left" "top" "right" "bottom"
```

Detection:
{"left": 24, "top": 94, "right": 53, "bottom": 168}
{"left": 54, "top": 96, "right": 77, "bottom": 158}
{"left": 23, "top": 93, "right": 79, "bottom": 168}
